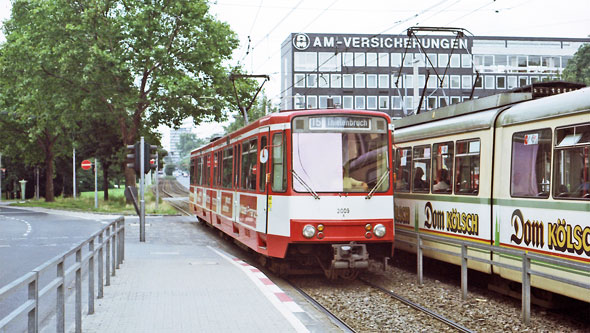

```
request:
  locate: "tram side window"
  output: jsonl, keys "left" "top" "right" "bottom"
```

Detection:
{"left": 259, "top": 136, "right": 268, "bottom": 192}
{"left": 432, "top": 142, "right": 453, "bottom": 194}
{"left": 511, "top": 129, "right": 551, "bottom": 198}
{"left": 455, "top": 139, "right": 480, "bottom": 195}
{"left": 222, "top": 148, "right": 233, "bottom": 188}
{"left": 213, "top": 151, "right": 219, "bottom": 187}
{"left": 190, "top": 158, "right": 195, "bottom": 185}
{"left": 394, "top": 147, "right": 411, "bottom": 192}
{"left": 204, "top": 155, "right": 211, "bottom": 186}
{"left": 412, "top": 145, "right": 431, "bottom": 193}
{"left": 553, "top": 123, "right": 590, "bottom": 200}
{"left": 241, "top": 138, "right": 258, "bottom": 190}
{"left": 195, "top": 157, "right": 202, "bottom": 186}
{"left": 272, "top": 133, "right": 287, "bottom": 192}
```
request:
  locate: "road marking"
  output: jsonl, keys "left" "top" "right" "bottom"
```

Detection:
{"left": 0, "top": 214, "right": 32, "bottom": 237}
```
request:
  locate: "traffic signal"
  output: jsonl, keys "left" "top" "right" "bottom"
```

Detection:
{"left": 126, "top": 142, "right": 141, "bottom": 174}
{"left": 144, "top": 143, "right": 158, "bottom": 174}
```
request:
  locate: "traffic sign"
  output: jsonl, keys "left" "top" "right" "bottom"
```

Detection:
{"left": 81, "top": 160, "right": 92, "bottom": 170}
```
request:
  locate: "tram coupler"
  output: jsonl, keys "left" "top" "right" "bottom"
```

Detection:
{"left": 331, "top": 242, "right": 369, "bottom": 269}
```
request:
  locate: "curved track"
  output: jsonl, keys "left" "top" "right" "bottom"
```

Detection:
{"left": 153, "top": 178, "right": 191, "bottom": 215}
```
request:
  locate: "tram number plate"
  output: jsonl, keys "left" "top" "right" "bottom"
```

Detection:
{"left": 337, "top": 208, "right": 350, "bottom": 214}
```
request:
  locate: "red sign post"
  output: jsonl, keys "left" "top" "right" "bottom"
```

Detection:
{"left": 81, "top": 160, "right": 92, "bottom": 170}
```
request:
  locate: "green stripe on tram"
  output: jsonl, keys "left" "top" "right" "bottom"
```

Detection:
{"left": 497, "top": 253, "right": 590, "bottom": 276}
{"left": 395, "top": 194, "right": 589, "bottom": 212}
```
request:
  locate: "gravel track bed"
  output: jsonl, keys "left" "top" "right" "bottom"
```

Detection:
{"left": 291, "top": 253, "right": 589, "bottom": 332}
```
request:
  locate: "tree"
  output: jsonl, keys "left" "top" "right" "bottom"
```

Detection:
{"left": 562, "top": 43, "right": 590, "bottom": 85}
{"left": 0, "top": 0, "right": 255, "bottom": 201}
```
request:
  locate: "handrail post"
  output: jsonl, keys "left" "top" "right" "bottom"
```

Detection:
{"left": 88, "top": 239, "right": 95, "bottom": 315}
{"left": 522, "top": 253, "right": 531, "bottom": 325}
{"left": 417, "top": 233, "right": 423, "bottom": 285}
{"left": 28, "top": 271, "right": 39, "bottom": 333}
{"left": 105, "top": 228, "right": 111, "bottom": 286}
{"left": 56, "top": 260, "right": 65, "bottom": 332}
{"left": 75, "top": 249, "right": 82, "bottom": 333}
{"left": 98, "top": 233, "right": 104, "bottom": 298}
{"left": 461, "top": 244, "right": 468, "bottom": 300}
{"left": 111, "top": 224, "right": 117, "bottom": 275}
{"left": 121, "top": 219, "right": 125, "bottom": 262}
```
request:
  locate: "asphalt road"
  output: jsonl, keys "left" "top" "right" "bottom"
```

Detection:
{"left": 0, "top": 205, "right": 120, "bottom": 329}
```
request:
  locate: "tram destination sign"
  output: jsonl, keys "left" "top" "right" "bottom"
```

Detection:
{"left": 309, "top": 116, "right": 371, "bottom": 130}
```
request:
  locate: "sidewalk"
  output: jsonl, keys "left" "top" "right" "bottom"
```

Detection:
{"left": 80, "top": 216, "right": 311, "bottom": 333}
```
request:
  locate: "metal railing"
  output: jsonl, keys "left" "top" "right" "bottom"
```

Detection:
{"left": 0, "top": 217, "right": 125, "bottom": 333}
{"left": 396, "top": 229, "right": 590, "bottom": 325}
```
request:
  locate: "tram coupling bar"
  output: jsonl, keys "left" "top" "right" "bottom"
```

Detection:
{"left": 331, "top": 242, "right": 369, "bottom": 269}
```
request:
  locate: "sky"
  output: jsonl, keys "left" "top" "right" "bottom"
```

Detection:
{"left": 0, "top": 0, "right": 589, "bottom": 148}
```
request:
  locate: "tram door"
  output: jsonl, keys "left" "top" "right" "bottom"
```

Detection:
{"left": 259, "top": 127, "right": 270, "bottom": 233}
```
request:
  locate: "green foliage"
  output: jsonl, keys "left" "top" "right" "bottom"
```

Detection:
{"left": 562, "top": 43, "right": 590, "bottom": 86}
{"left": 177, "top": 133, "right": 207, "bottom": 157}
{"left": 164, "top": 163, "right": 176, "bottom": 176}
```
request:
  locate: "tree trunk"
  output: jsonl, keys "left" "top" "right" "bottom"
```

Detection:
{"left": 44, "top": 147, "right": 55, "bottom": 202}
{"left": 102, "top": 162, "right": 110, "bottom": 201}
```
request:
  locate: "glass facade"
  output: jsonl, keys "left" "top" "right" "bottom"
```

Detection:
{"left": 282, "top": 33, "right": 589, "bottom": 118}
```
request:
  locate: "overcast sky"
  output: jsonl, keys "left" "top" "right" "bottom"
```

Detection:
{"left": 1, "top": 0, "right": 589, "bottom": 143}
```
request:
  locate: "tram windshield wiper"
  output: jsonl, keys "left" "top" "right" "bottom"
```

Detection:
{"left": 365, "top": 168, "right": 390, "bottom": 200}
{"left": 291, "top": 170, "right": 320, "bottom": 200}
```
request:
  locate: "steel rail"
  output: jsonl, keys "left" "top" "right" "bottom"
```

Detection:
{"left": 359, "top": 278, "right": 474, "bottom": 333}
{"left": 285, "top": 279, "right": 356, "bottom": 333}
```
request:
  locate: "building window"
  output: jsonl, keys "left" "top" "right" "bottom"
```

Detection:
{"left": 307, "top": 96, "right": 317, "bottom": 109}
{"left": 427, "top": 77, "right": 437, "bottom": 89}
{"left": 378, "top": 53, "right": 389, "bottom": 67}
{"left": 418, "top": 75, "right": 425, "bottom": 88}
{"left": 318, "top": 74, "right": 329, "bottom": 88}
{"left": 510, "top": 128, "right": 551, "bottom": 198}
{"left": 403, "top": 54, "right": 414, "bottom": 67}
{"left": 427, "top": 96, "right": 437, "bottom": 110}
{"left": 391, "top": 74, "right": 402, "bottom": 88}
{"left": 319, "top": 96, "right": 328, "bottom": 108}
{"left": 461, "top": 54, "right": 471, "bottom": 68}
{"left": 354, "top": 96, "right": 365, "bottom": 109}
{"left": 367, "top": 52, "right": 377, "bottom": 66}
{"left": 519, "top": 76, "right": 528, "bottom": 87}
{"left": 474, "top": 75, "right": 483, "bottom": 89}
{"left": 484, "top": 55, "right": 494, "bottom": 66}
{"left": 495, "top": 55, "right": 507, "bottom": 66}
{"left": 455, "top": 139, "right": 480, "bottom": 195}
{"left": 414, "top": 53, "right": 425, "bottom": 67}
{"left": 474, "top": 55, "right": 483, "bottom": 67}
{"left": 438, "top": 54, "right": 449, "bottom": 68}
{"left": 343, "top": 74, "right": 353, "bottom": 88}
{"left": 450, "top": 54, "right": 460, "bottom": 68}
{"left": 294, "top": 95, "right": 305, "bottom": 109}
{"left": 450, "top": 96, "right": 461, "bottom": 105}
{"left": 294, "top": 52, "right": 317, "bottom": 71}
{"left": 518, "top": 56, "right": 527, "bottom": 68}
{"left": 553, "top": 123, "right": 590, "bottom": 200}
{"left": 403, "top": 74, "right": 414, "bottom": 88}
{"left": 294, "top": 74, "right": 305, "bottom": 88}
{"left": 307, "top": 74, "right": 317, "bottom": 88}
{"left": 355, "top": 74, "right": 365, "bottom": 88}
{"left": 367, "top": 96, "right": 377, "bottom": 110}
{"left": 530, "top": 76, "right": 539, "bottom": 83}
{"left": 439, "top": 96, "right": 449, "bottom": 108}
{"left": 427, "top": 53, "right": 437, "bottom": 67}
{"left": 379, "top": 96, "right": 389, "bottom": 110}
{"left": 391, "top": 53, "right": 402, "bottom": 67}
{"left": 354, "top": 52, "right": 365, "bottom": 66}
{"left": 343, "top": 96, "right": 353, "bottom": 109}
{"left": 528, "top": 56, "right": 541, "bottom": 67}
{"left": 392, "top": 96, "right": 402, "bottom": 110}
{"left": 450, "top": 75, "right": 460, "bottom": 89}
{"left": 319, "top": 52, "right": 341, "bottom": 71}
{"left": 331, "top": 96, "right": 342, "bottom": 108}
{"left": 404, "top": 96, "right": 414, "bottom": 111}
{"left": 367, "top": 74, "right": 377, "bottom": 88}
{"left": 440, "top": 75, "right": 449, "bottom": 89}
{"left": 485, "top": 75, "right": 495, "bottom": 89}
{"left": 496, "top": 76, "right": 506, "bottom": 89}
{"left": 378, "top": 74, "right": 389, "bottom": 88}
{"left": 507, "top": 76, "right": 517, "bottom": 89}
{"left": 462, "top": 75, "right": 472, "bottom": 89}
{"left": 331, "top": 74, "right": 341, "bottom": 88}
{"left": 343, "top": 52, "right": 354, "bottom": 67}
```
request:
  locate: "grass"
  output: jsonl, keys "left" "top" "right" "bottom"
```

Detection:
{"left": 12, "top": 185, "right": 179, "bottom": 215}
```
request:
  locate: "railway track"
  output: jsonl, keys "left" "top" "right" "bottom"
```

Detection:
{"left": 153, "top": 178, "right": 191, "bottom": 215}
{"left": 288, "top": 275, "right": 474, "bottom": 332}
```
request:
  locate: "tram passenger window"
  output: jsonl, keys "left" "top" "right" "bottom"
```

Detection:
{"left": 213, "top": 152, "right": 219, "bottom": 186}
{"left": 190, "top": 159, "right": 195, "bottom": 185}
{"left": 241, "top": 139, "right": 258, "bottom": 191}
{"left": 272, "top": 133, "right": 286, "bottom": 192}
{"left": 553, "top": 124, "right": 590, "bottom": 200}
{"left": 259, "top": 136, "right": 268, "bottom": 192}
{"left": 394, "top": 148, "right": 411, "bottom": 192}
{"left": 455, "top": 140, "right": 480, "bottom": 195}
{"left": 222, "top": 148, "right": 232, "bottom": 188}
{"left": 511, "top": 129, "right": 551, "bottom": 198}
{"left": 432, "top": 142, "right": 453, "bottom": 194}
{"left": 412, "top": 146, "right": 431, "bottom": 193}
{"left": 204, "top": 155, "right": 210, "bottom": 186}
{"left": 195, "top": 157, "right": 202, "bottom": 186}
{"left": 234, "top": 145, "right": 240, "bottom": 188}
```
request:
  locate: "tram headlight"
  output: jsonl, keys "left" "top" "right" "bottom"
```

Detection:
{"left": 302, "top": 225, "right": 316, "bottom": 239}
{"left": 373, "top": 224, "right": 386, "bottom": 238}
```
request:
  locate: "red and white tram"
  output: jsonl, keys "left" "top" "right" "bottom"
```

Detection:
{"left": 189, "top": 109, "right": 395, "bottom": 278}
